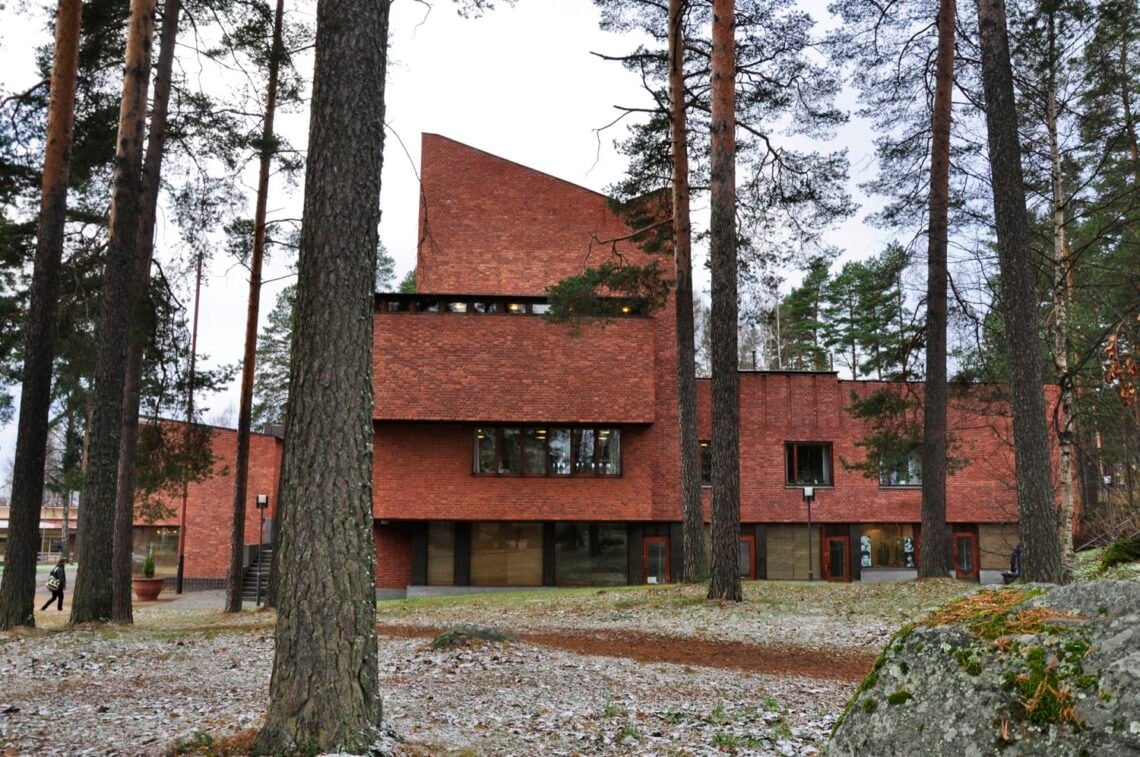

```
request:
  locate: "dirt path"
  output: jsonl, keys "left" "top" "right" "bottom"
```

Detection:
{"left": 377, "top": 623, "right": 875, "bottom": 682}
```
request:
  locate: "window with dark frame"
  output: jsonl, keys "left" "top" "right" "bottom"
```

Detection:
{"left": 785, "top": 442, "right": 832, "bottom": 486}
{"left": 699, "top": 441, "right": 712, "bottom": 486}
{"left": 473, "top": 426, "right": 622, "bottom": 476}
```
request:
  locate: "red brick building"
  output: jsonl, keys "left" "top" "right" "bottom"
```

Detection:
{"left": 156, "top": 134, "right": 1057, "bottom": 593}
{"left": 131, "top": 424, "right": 283, "bottom": 589}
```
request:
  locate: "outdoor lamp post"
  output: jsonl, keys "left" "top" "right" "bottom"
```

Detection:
{"left": 803, "top": 486, "right": 815, "bottom": 581}
{"left": 255, "top": 494, "right": 269, "bottom": 606}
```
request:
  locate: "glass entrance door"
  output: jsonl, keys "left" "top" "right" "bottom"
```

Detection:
{"left": 953, "top": 532, "right": 978, "bottom": 580}
{"left": 643, "top": 536, "right": 670, "bottom": 585}
{"left": 823, "top": 535, "right": 850, "bottom": 582}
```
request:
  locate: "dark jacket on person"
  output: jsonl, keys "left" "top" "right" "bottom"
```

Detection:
{"left": 49, "top": 563, "right": 66, "bottom": 590}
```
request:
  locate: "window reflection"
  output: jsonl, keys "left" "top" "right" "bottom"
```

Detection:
{"left": 473, "top": 426, "right": 621, "bottom": 477}
{"left": 549, "top": 428, "right": 572, "bottom": 475}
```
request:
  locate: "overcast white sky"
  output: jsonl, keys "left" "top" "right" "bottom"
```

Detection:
{"left": 0, "top": 0, "right": 896, "bottom": 490}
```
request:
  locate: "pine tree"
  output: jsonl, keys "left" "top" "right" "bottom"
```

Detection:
{"left": 706, "top": 0, "right": 742, "bottom": 603}
{"left": 254, "top": 0, "right": 389, "bottom": 747}
{"left": 70, "top": 0, "right": 157, "bottom": 624}
{"left": 0, "top": 0, "right": 82, "bottom": 630}
{"left": 974, "top": 0, "right": 1064, "bottom": 583}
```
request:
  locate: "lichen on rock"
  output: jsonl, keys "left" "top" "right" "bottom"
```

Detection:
{"left": 827, "top": 580, "right": 1140, "bottom": 756}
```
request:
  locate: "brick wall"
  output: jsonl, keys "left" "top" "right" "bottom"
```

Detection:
{"left": 416, "top": 134, "right": 656, "bottom": 295}
{"left": 375, "top": 522, "right": 412, "bottom": 589}
{"left": 373, "top": 312, "right": 657, "bottom": 423}
{"left": 697, "top": 374, "right": 1060, "bottom": 525}
{"left": 137, "top": 425, "right": 283, "bottom": 581}
{"left": 373, "top": 422, "right": 659, "bottom": 522}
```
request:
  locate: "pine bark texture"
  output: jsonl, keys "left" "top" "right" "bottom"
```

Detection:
{"left": 919, "top": 0, "right": 955, "bottom": 580}
{"left": 670, "top": 0, "right": 708, "bottom": 584}
{"left": 111, "top": 0, "right": 182, "bottom": 624}
{"left": 1045, "top": 24, "right": 1075, "bottom": 582}
{"left": 0, "top": 0, "right": 82, "bottom": 630}
{"left": 71, "top": 0, "right": 156, "bottom": 624}
{"left": 974, "top": 0, "right": 1063, "bottom": 583}
{"left": 225, "top": 0, "right": 285, "bottom": 614}
{"left": 706, "top": 0, "right": 741, "bottom": 603}
{"left": 253, "top": 0, "right": 389, "bottom": 749}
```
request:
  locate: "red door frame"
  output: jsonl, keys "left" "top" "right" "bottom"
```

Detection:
{"left": 952, "top": 531, "right": 979, "bottom": 580}
{"left": 822, "top": 534, "right": 851, "bottom": 582}
{"left": 739, "top": 534, "right": 757, "bottom": 580}
{"left": 643, "top": 535, "right": 671, "bottom": 584}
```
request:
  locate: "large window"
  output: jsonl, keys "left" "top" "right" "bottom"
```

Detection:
{"left": 470, "top": 522, "right": 543, "bottom": 586}
{"left": 785, "top": 442, "right": 832, "bottom": 486}
{"left": 427, "top": 522, "right": 455, "bottom": 586}
{"left": 859, "top": 524, "right": 916, "bottom": 569}
{"left": 474, "top": 426, "right": 621, "bottom": 476}
{"left": 880, "top": 450, "right": 922, "bottom": 487}
{"left": 132, "top": 527, "right": 180, "bottom": 573}
{"left": 554, "top": 523, "right": 628, "bottom": 586}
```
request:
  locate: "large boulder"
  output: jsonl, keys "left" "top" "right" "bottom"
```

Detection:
{"left": 827, "top": 580, "right": 1140, "bottom": 756}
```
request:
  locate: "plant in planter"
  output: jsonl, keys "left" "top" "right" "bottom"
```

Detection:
{"left": 132, "top": 551, "right": 165, "bottom": 601}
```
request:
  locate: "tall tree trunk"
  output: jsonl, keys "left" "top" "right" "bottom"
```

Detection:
{"left": 974, "top": 0, "right": 1063, "bottom": 583}
{"left": 71, "top": 0, "right": 156, "bottom": 624}
{"left": 111, "top": 0, "right": 183, "bottom": 624}
{"left": 0, "top": 0, "right": 82, "bottom": 630}
{"left": 670, "top": 0, "right": 708, "bottom": 584}
{"left": 919, "top": 0, "right": 954, "bottom": 580}
{"left": 706, "top": 0, "right": 741, "bottom": 603}
{"left": 175, "top": 252, "right": 203, "bottom": 594}
{"left": 226, "top": 0, "right": 286, "bottom": 614}
{"left": 254, "top": 0, "right": 388, "bottom": 749}
{"left": 1045, "top": 13, "right": 1076, "bottom": 582}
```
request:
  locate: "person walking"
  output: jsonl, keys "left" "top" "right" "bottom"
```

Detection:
{"left": 41, "top": 558, "right": 67, "bottom": 611}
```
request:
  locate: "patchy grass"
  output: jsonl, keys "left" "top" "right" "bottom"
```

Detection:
{"left": 429, "top": 623, "right": 516, "bottom": 649}
{"left": 168, "top": 728, "right": 258, "bottom": 755}
{"left": 1075, "top": 546, "right": 1140, "bottom": 582}
{"left": 377, "top": 579, "right": 972, "bottom": 643}
{"left": 1098, "top": 535, "right": 1140, "bottom": 572}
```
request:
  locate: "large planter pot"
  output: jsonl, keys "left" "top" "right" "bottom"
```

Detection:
{"left": 131, "top": 576, "right": 165, "bottom": 602}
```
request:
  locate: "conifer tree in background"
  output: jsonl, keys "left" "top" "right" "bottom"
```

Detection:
{"left": 71, "top": 0, "right": 157, "bottom": 624}
{"left": 112, "top": 0, "right": 184, "bottom": 624}
{"left": 0, "top": 0, "right": 82, "bottom": 630}
{"left": 706, "top": 0, "right": 742, "bottom": 603}
{"left": 920, "top": 0, "right": 955, "bottom": 580}
{"left": 668, "top": 0, "right": 708, "bottom": 583}
{"left": 252, "top": 284, "right": 296, "bottom": 428}
{"left": 255, "top": 0, "right": 389, "bottom": 748}
{"left": 974, "top": 0, "right": 1064, "bottom": 583}
{"left": 226, "top": 0, "right": 287, "bottom": 615}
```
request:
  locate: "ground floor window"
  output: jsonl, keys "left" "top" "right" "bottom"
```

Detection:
{"left": 554, "top": 523, "right": 627, "bottom": 586}
{"left": 470, "top": 522, "right": 543, "bottom": 586}
{"left": 765, "top": 524, "right": 821, "bottom": 580}
{"left": 859, "top": 524, "right": 916, "bottom": 569}
{"left": 132, "top": 526, "right": 179, "bottom": 574}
